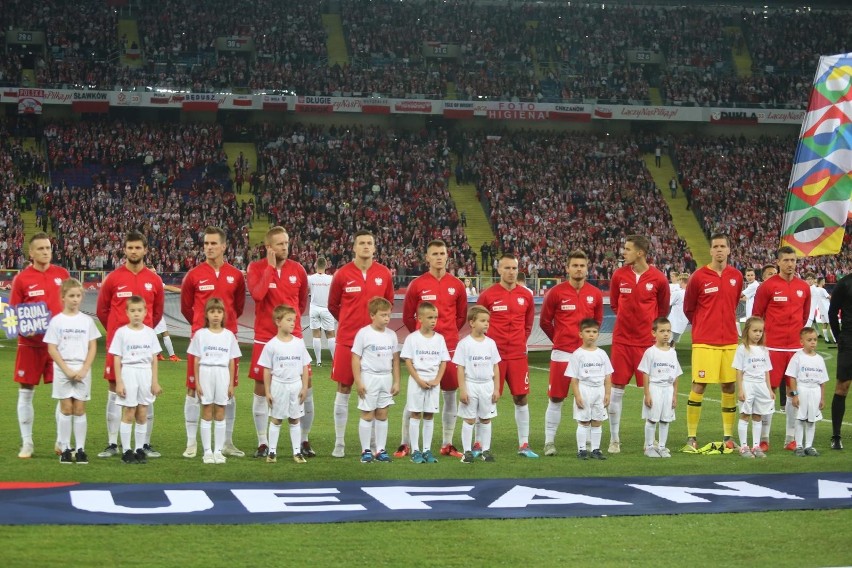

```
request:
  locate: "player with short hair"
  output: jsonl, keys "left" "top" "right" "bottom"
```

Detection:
{"left": 683, "top": 233, "right": 744, "bottom": 450}
{"left": 247, "top": 226, "right": 309, "bottom": 458}
{"left": 327, "top": 230, "right": 395, "bottom": 458}
{"left": 752, "top": 246, "right": 811, "bottom": 451}
{"left": 477, "top": 253, "right": 538, "bottom": 458}
{"left": 44, "top": 278, "right": 101, "bottom": 464}
{"left": 607, "top": 235, "right": 670, "bottom": 453}
{"left": 568, "top": 319, "right": 613, "bottom": 460}
{"left": 638, "top": 317, "right": 680, "bottom": 458}
{"left": 828, "top": 273, "right": 852, "bottom": 450}
{"left": 180, "top": 226, "right": 246, "bottom": 459}
{"left": 95, "top": 231, "right": 164, "bottom": 459}
{"left": 741, "top": 268, "right": 760, "bottom": 322}
{"left": 307, "top": 256, "right": 336, "bottom": 366}
{"left": 814, "top": 277, "right": 835, "bottom": 344}
{"left": 396, "top": 239, "right": 467, "bottom": 458}
{"left": 10, "top": 232, "right": 70, "bottom": 459}
{"left": 539, "top": 250, "right": 603, "bottom": 456}
{"left": 785, "top": 327, "right": 829, "bottom": 456}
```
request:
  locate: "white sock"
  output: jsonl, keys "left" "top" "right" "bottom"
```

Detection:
{"left": 359, "top": 418, "right": 372, "bottom": 452}
{"left": 312, "top": 338, "right": 322, "bottom": 364}
{"left": 58, "top": 412, "right": 72, "bottom": 451}
{"left": 146, "top": 402, "right": 154, "bottom": 445}
{"left": 268, "top": 422, "right": 281, "bottom": 453}
{"left": 200, "top": 419, "right": 212, "bottom": 453}
{"left": 374, "top": 419, "right": 387, "bottom": 452}
{"left": 73, "top": 414, "right": 87, "bottom": 451}
{"left": 422, "top": 418, "right": 434, "bottom": 452}
{"left": 804, "top": 421, "right": 815, "bottom": 448}
{"left": 785, "top": 398, "right": 796, "bottom": 441}
{"left": 225, "top": 396, "right": 236, "bottom": 446}
{"left": 738, "top": 418, "right": 750, "bottom": 448}
{"left": 163, "top": 335, "right": 176, "bottom": 357}
{"left": 480, "top": 422, "right": 492, "bottom": 452}
{"left": 752, "top": 418, "right": 763, "bottom": 447}
{"left": 328, "top": 338, "right": 336, "bottom": 358}
{"left": 609, "top": 388, "right": 624, "bottom": 443}
{"left": 55, "top": 401, "right": 61, "bottom": 445}
{"left": 590, "top": 425, "right": 602, "bottom": 451}
{"left": 461, "top": 421, "right": 474, "bottom": 452}
{"left": 658, "top": 421, "right": 670, "bottom": 449}
{"left": 514, "top": 404, "right": 530, "bottom": 446}
{"left": 576, "top": 423, "right": 588, "bottom": 451}
{"left": 184, "top": 395, "right": 200, "bottom": 447}
{"left": 214, "top": 419, "right": 226, "bottom": 453}
{"left": 289, "top": 423, "right": 301, "bottom": 455}
{"left": 134, "top": 422, "right": 147, "bottom": 451}
{"left": 409, "top": 417, "right": 421, "bottom": 452}
{"left": 795, "top": 420, "right": 804, "bottom": 448}
{"left": 253, "top": 394, "right": 269, "bottom": 446}
{"left": 401, "top": 406, "right": 411, "bottom": 446}
{"left": 107, "top": 392, "right": 120, "bottom": 445}
{"left": 120, "top": 421, "right": 132, "bottom": 451}
{"left": 823, "top": 328, "right": 829, "bottom": 341}
{"left": 644, "top": 420, "right": 656, "bottom": 449}
{"left": 301, "top": 388, "right": 314, "bottom": 443}
{"left": 441, "top": 390, "right": 458, "bottom": 446}
{"left": 334, "top": 393, "right": 350, "bottom": 445}
{"left": 761, "top": 413, "right": 772, "bottom": 441}
{"left": 544, "top": 400, "right": 563, "bottom": 444}
{"left": 474, "top": 420, "right": 481, "bottom": 446}
{"left": 17, "top": 389, "right": 34, "bottom": 444}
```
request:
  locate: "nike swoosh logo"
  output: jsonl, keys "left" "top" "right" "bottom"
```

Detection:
{"left": 347, "top": 280, "right": 356, "bottom": 285}
{"left": 200, "top": 279, "right": 208, "bottom": 284}
{"left": 28, "top": 284, "right": 38, "bottom": 289}
{"left": 118, "top": 286, "right": 127, "bottom": 290}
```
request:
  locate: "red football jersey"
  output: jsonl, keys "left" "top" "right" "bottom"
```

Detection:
{"left": 96, "top": 265, "right": 164, "bottom": 344}
{"left": 477, "top": 283, "right": 534, "bottom": 360}
{"left": 752, "top": 274, "right": 811, "bottom": 350}
{"left": 402, "top": 272, "right": 467, "bottom": 350}
{"left": 610, "top": 265, "right": 670, "bottom": 347}
{"left": 180, "top": 261, "right": 246, "bottom": 335}
{"left": 328, "top": 261, "right": 394, "bottom": 347}
{"left": 539, "top": 281, "right": 604, "bottom": 353}
{"left": 10, "top": 264, "right": 70, "bottom": 347}
{"left": 683, "top": 265, "right": 743, "bottom": 345}
{"left": 246, "top": 259, "right": 309, "bottom": 342}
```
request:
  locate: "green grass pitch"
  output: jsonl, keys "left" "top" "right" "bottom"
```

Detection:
{"left": 0, "top": 333, "right": 849, "bottom": 567}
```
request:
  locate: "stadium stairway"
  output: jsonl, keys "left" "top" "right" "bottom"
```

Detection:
{"left": 222, "top": 142, "right": 268, "bottom": 246}
{"left": 648, "top": 87, "right": 663, "bottom": 105}
{"left": 118, "top": 18, "right": 144, "bottom": 69}
{"left": 727, "top": 26, "right": 753, "bottom": 78}
{"left": 322, "top": 14, "right": 350, "bottom": 67}
{"left": 20, "top": 137, "right": 47, "bottom": 240}
{"left": 445, "top": 81, "right": 458, "bottom": 99}
{"left": 21, "top": 69, "right": 35, "bottom": 86}
{"left": 448, "top": 173, "right": 495, "bottom": 276}
{"left": 642, "top": 153, "right": 710, "bottom": 266}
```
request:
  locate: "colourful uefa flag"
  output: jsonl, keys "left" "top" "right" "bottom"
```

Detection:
{"left": 781, "top": 52, "right": 852, "bottom": 256}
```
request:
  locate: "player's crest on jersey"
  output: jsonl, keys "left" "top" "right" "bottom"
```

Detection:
{"left": 518, "top": 297, "right": 525, "bottom": 305}
{"left": 447, "top": 287, "right": 456, "bottom": 295}
{"left": 374, "top": 277, "right": 383, "bottom": 286}
{"left": 53, "top": 278, "right": 62, "bottom": 285}
{"left": 586, "top": 295, "right": 594, "bottom": 304}
{"left": 144, "top": 282, "right": 153, "bottom": 291}
{"left": 289, "top": 275, "right": 297, "bottom": 284}
{"left": 729, "top": 279, "right": 737, "bottom": 286}
{"left": 645, "top": 283, "right": 654, "bottom": 291}
{"left": 226, "top": 276, "right": 235, "bottom": 284}
{"left": 797, "top": 290, "right": 804, "bottom": 297}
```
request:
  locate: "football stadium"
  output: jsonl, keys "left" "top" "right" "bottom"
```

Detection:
{"left": 0, "top": 0, "right": 850, "bottom": 565}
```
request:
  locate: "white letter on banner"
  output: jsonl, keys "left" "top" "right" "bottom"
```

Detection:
{"left": 361, "top": 486, "right": 474, "bottom": 510}
{"left": 628, "top": 482, "right": 804, "bottom": 504}
{"left": 489, "top": 486, "right": 631, "bottom": 508}
{"left": 818, "top": 480, "right": 852, "bottom": 499}
{"left": 70, "top": 490, "right": 213, "bottom": 514}
{"left": 232, "top": 489, "right": 366, "bottom": 513}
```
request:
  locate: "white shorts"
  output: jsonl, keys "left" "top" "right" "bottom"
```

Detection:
{"left": 51, "top": 364, "right": 92, "bottom": 401}
{"left": 357, "top": 373, "right": 395, "bottom": 412}
{"left": 154, "top": 318, "right": 167, "bottom": 334}
{"left": 642, "top": 383, "right": 676, "bottom": 423}
{"left": 309, "top": 305, "right": 335, "bottom": 331}
{"left": 117, "top": 366, "right": 155, "bottom": 407}
{"left": 573, "top": 383, "right": 608, "bottom": 423}
{"left": 815, "top": 310, "right": 829, "bottom": 324}
{"left": 740, "top": 380, "right": 774, "bottom": 416}
{"left": 458, "top": 381, "right": 497, "bottom": 421}
{"left": 198, "top": 366, "right": 231, "bottom": 406}
{"left": 795, "top": 386, "right": 823, "bottom": 423}
{"left": 269, "top": 380, "right": 305, "bottom": 421}
{"left": 405, "top": 376, "right": 440, "bottom": 414}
